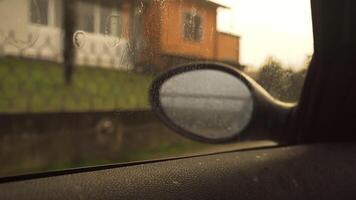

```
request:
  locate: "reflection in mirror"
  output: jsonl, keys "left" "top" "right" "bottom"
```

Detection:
{"left": 159, "top": 69, "right": 253, "bottom": 140}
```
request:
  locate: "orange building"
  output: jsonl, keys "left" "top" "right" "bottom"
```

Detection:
{"left": 138, "top": 0, "right": 241, "bottom": 71}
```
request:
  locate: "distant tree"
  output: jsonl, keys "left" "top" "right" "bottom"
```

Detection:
{"left": 256, "top": 56, "right": 308, "bottom": 102}
{"left": 257, "top": 57, "right": 288, "bottom": 100}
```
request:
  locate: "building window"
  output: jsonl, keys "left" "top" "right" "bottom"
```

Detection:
{"left": 99, "top": 7, "right": 123, "bottom": 37}
{"left": 30, "top": 0, "right": 49, "bottom": 25}
{"left": 77, "top": 1, "right": 95, "bottom": 33}
{"left": 183, "top": 12, "right": 203, "bottom": 42}
{"left": 29, "top": 0, "right": 62, "bottom": 27}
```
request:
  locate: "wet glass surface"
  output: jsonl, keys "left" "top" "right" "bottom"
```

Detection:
{"left": 0, "top": 0, "right": 312, "bottom": 177}
{"left": 160, "top": 70, "right": 253, "bottom": 139}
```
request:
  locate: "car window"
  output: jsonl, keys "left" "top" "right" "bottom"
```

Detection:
{"left": 0, "top": 0, "right": 313, "bottom": 177}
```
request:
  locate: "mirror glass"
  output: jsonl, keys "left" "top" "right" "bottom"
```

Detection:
{"left": 159, "top": 69, "right": 254, "bottom": 140}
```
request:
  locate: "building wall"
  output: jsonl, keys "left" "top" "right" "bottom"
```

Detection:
{"left": 141, "top": 0, "right": 219, "bottom": 70}
{"left": 0, "top": 0, "right": 132, "bottom": 70}
{"left": 0, "top": 0, "right": 31, "bottom": 53}
{"left": 216, "top": 32, "right": 240, "bottom": 64}
{"left": 160, "top": 0, "right": 217, "bottom": 60}
{"left": 140, "top": 0, "right": 163, "bottom": 70}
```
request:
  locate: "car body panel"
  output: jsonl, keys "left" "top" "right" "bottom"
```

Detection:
{"left": 1, "top": 143, "right": 356, "bottom": 200}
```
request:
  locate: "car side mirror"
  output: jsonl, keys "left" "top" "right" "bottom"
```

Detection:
{"left": 149, "top": 62, "right": 295, "bottom": 143}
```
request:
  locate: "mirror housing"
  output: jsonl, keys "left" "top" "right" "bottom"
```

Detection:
{"left": 149, "top": 62, "right": 295, "bottom": 144}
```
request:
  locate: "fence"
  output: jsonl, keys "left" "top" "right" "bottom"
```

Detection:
{"left": 0, "top": 25, "right": 133, "bottom": 68}
{"left": 0, "top": 27, "right": 152, "bottom": 113}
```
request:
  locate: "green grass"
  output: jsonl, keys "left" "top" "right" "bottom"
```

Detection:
{"left": 0, "top": 58, "right": 154, "bottom": 112}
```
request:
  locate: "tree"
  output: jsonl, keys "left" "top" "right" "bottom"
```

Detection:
{"left": 257, "top": 57, "right": 288, "bottom": 100}
{"left": 256, "top": 56, "right": 307, "bottom": 102}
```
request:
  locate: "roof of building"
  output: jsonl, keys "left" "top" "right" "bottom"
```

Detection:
{"left": 203, "top": 0, "right": 229, "bottom": 8}
{"left": 218, "top": 31, "right": 241, "bottom": 38}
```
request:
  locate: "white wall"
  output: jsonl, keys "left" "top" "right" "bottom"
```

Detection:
{"left": 0, "top": 0, "right": 132, "bottom": 70}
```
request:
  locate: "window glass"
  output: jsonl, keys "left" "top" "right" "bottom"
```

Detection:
{"left": 100, "top": 6, "right": 123, "bottom": 37}
{"left": 183, "top": 12, "right": 203, "bottom": 41}
{"left": 0, "top": 0, "right": 313, "bottom": 178}
{"left": 77, "top": 1, "right": 95, "bottom": 33}
{"left": 30, "top": 0, "right": 49, "bottom": 25}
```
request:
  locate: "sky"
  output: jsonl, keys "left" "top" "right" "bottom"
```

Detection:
{"left": 212, "top": 0, "right": 314, "bottom": 70}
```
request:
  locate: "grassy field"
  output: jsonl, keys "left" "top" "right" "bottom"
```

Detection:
{"left": 0, "top": 58, "right": 154, "bottom": 112}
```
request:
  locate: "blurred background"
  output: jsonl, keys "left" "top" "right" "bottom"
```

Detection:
{"left": 0, "top": 0, "right": 312, "bottom": 177}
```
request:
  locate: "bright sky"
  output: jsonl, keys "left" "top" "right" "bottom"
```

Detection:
{"left": 212, "top": 0, "right": 314, "bottom": 70}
